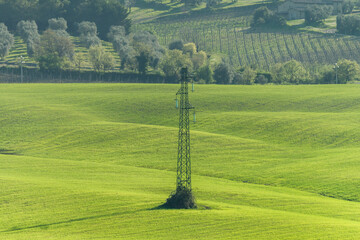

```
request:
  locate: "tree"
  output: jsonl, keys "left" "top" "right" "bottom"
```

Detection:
{"left": 271, "top": 60, "right": 309, "bottom": 84}
{"left": 255, "top": 74, "right": 268, "bottom": 84}
{"left": 136, "top": 48, "right": 150, "bottom": 75}
{"left": 73, "top": 0, "right": 131, "bottom": 39}
{"left": 213, "top": 62, "right": 234, "bottom": 84}
{"left": 305, "top": 5, "right": 333, "bottom": 25}
{"left": 48, "top": 17, "right": 69, "bottom": 37}
{"left": 183, "top": 0, "right": 202, "bottom": 7}
{"left": 0, "top": 23, "right": 14, "bottom": 59}
{"left": 251, "top": 6, "right": 286, "bottom": 27}
{"left": 337, "top": 59, "right": 360, "bottom": 83}
{"left": 183, "top": 43, "right": 197, "bottom": 57}
{"left": 132, "top": 31, "right": 165, "bottom": 70}
{"left": 108, "top": 25, "right": 126, "bottom": 42}
{"left": 337, "top": 15, "right": 360, "bottom": 35}
{"left": 169, "top": 40, "right": 184, "bottom": 51}
{"left": 88, "top": 45, "right": 115, "bottom": 73}
{"left": 160, "top": 49, "right": 193, "bottom": 82}
{"left": 108, "top": 26, "right": 135, "bottom": 70}
{"left": 241, "top": 67, "right": 257, "bottom": 85}
{"left": 196, "top": 64, "right": 214, "bottom": 84}
{"left": 37, "top": 0, "right": 70, "bottom": 30}
{"left": 73, "top": 52, "right": 86, "bottom": 72}
{"left": 0, "top": 0, "right": 38, "bottom": 31}
{"left": 36, "top": 29, "right": 74, "bottom": 71}
{"left": 206, "top": 0, "right": 222, "bottom": 8}
{"left": 342, "top": 0, "right": 355, "bottom": 14}
{"left": 192, "top": 51, "right": 207, "bottom": 70}
{"left": 17, "top": 20, "right": 40, "bottom": 56}
{"left": 78, "top": 21, "right": 101, "bottom": 48}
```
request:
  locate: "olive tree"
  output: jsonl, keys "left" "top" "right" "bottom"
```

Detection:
{"left": 0, "top": 23, "right": 14, "bottom": 59}
{"left": 108, "top": 25, "right": 135, "bottom": 69}
{"left": 48, "top": 17, "right": 69, "bottom": 37}
{"left": 36, "top": 29, "right": 74, "bottom": 71}
{"left": 132, "top": 31, "right": 165, "bottom": 70}
{"left": 17, "top": 20, "right": 40, "bottom": 56}
{"left": 160, "top": 49, "right": 193, "bottom": 82}
{"left": 78, "top": 21, "right": 101, "bottom": 48}
{"left": 88, "top": 45, "right": 115, "bottom": 72}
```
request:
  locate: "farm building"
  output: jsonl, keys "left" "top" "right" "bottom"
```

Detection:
{"left": 278, "top": 0, "right": 344, "bottom": 20}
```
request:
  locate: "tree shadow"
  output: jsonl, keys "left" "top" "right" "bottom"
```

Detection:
{"left": 134, "top": 0, "right": 171, "bottom": 11}
{"left": 0, "top": 149, "right": 19, "bottom": 155}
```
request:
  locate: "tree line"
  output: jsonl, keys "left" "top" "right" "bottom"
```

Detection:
{"left": 0, "top": 0, "right": 130, "bottom": 39}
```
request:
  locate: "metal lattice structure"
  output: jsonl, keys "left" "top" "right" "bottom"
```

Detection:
{"left": 176, "top": 68, "right": 194, "bottom": 192}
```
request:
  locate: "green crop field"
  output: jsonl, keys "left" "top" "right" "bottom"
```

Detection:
{"left": 1, "top": 83, "right": 360, "bottom": 239}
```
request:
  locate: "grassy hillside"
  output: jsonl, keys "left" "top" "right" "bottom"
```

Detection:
{"left": 1, "top": 84, "right": 360, "bottom": 239}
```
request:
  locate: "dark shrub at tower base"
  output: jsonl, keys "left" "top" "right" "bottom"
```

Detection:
{"left": 164, "top": 187, "right": 197, "bottom": 209}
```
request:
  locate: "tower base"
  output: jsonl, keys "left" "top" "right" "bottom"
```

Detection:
{"left": 164, "top": 187, "right": 197, "bottom": 209}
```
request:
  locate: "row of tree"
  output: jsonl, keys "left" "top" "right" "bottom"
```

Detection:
{"left": 0, "top": 0, "right": 130, "bottom": 39}
{"left": 252, "top": 2, "right": 357, "bottom": 28}
{"left": 208, "top": 58, "right": 360, "bottom": 85}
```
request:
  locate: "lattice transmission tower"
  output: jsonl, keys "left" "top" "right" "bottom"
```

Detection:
{"left": 175, "top": 68, "right": 195, "bottom": 192}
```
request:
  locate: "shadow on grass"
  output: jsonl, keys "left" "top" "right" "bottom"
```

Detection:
{"left": 3, "top": 209, "right": 143, "bottom": 233}
{"left": 149, "top": 203, "right": 211, "bottom": 210}
{"left": 0, "top": 149, "right": 19, "bottom": 155}
{"left": 134, "top": 0, "right": 171, "bottom": 11}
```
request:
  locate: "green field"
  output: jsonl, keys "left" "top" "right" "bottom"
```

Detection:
{"left": 1, "top": 84, "right": 360, "bottom": 239}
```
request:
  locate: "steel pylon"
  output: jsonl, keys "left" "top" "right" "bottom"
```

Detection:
{"left": 176, "top": 68, "right": 194, "bottom": 192}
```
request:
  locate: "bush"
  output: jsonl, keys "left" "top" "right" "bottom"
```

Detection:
{"left": 164, "top": 187, "right": 196, "bottom": 209}
{"left": 305, "top": 5, "right": 333, "bottom": 25}
{"left": 0, "top": 23, "right": 14, "bottom": 59}
{"left": 251, "top": 7, "right": 286, "bottom": 27}
{"left": 168, "top": 40, "right": 184, "bottom": 50}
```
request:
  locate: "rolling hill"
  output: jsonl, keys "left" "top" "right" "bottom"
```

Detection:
{"left": 1, "top": 84, "right": 360, "bottom": 239}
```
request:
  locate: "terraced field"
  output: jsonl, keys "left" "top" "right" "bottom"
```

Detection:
{"left": 1, "top": 36, "right": 120, "bottom": 70}
{"left": 1, "top": 84, "right": 360, "bottom": 239}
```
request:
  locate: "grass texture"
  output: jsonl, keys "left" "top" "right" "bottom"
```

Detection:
{"left": 1, "top": 84, "right": 360, "bottom": 239}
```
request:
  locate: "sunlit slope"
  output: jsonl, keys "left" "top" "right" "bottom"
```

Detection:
{"left": 2, "top": 154, "right": 360, "bottom": 239}
{"left": 1, "top": 84, "right": 360, "bottom": 239}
